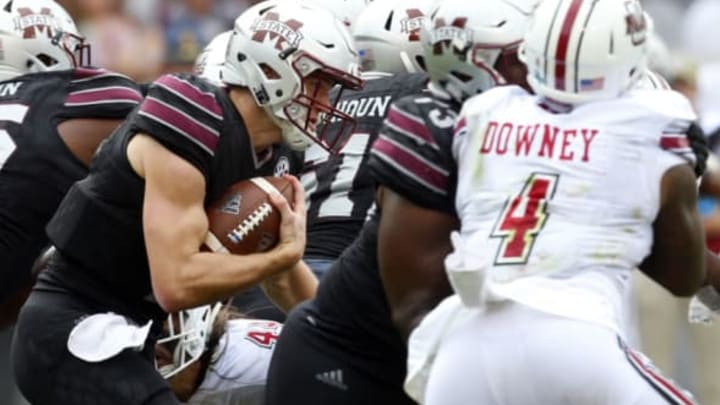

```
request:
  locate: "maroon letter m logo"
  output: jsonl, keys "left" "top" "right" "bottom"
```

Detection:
{"left": 432, "top": 17, "right": 469, "bottom": 56}
{"left": 17, "top": 8, "right": 55, "bottom": 40}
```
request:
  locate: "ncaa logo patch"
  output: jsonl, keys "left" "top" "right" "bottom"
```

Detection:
{"left": 274, "top": 156, "right": 290, "bottom": 177}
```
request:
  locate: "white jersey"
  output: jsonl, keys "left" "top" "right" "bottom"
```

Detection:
{"left": 186, "top": 319, "right": 282, "bottom": 405}
{"left": 449, "top": 85, "right": 696, "bottom": 334}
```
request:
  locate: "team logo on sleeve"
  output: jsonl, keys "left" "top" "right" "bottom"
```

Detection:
{"left": 400, "top": 9, "right": 427, "bottom": 42}
{"left": 251, "top": 12, "right": 304, "bottom": 50}
{"left": 14, "top": 8, "right": 59, "bottom": 39}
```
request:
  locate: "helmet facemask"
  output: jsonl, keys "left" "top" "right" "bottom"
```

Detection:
{"left": 275, "top": 51, "right": 362, "bottom": 153}
{"left": 155, "top": 304, "right": 223, "bottom": 380}
{"left": 55, "top": 29, "right": 91, "bottom": 68}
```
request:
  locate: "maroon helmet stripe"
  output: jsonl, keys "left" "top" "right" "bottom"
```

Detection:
{"left": 554, "top": 0, "right": 584, "bottom": 91}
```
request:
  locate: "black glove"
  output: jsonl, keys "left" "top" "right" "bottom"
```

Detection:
{"left": 686, "top": 122, "right": 708, "bottom": 178}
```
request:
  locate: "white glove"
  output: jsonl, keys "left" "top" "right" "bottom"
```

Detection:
{"left": 688, "top": 285, "right": 720, "bottom": 325}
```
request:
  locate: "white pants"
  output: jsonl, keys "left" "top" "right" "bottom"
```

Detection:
{"left": 424, "top": 301, "right": 696, "bottom": 405}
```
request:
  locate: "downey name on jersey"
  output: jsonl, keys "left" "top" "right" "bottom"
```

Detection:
{"left": 472, "top": 120, "right": 598, "bottom": 163}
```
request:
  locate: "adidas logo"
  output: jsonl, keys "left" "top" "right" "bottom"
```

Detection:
{"left": 315, "top": 369, "right": 348, "bottom": 391}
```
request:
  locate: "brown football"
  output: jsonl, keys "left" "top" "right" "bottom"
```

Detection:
{"left": 204, "top": 176, "right": 294, "bottom": 255}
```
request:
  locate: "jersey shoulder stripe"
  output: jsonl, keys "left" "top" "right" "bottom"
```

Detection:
{"left": 384, "top": 104, "right": 437, "bottom": 148}
{"left": 369, "top": 93, "right": 458, "bottom": 212}
{"left": 71, "top": 67, "right": 131, "bottom": 83}
{"left": 138, "top": 96, "right": 219, "bottom": 155}
{"left": 154, "top": 75, "right": 223, "bottom": 120}
{"left": 137, "top": 74, "right": 224, "bottom": 156}
{"left": 60, "top": 68, "right": 141, "bottom": 119}
{"left": 372, "top": 134, "right": 449, "bottom": 194}
{"left": 65, "top": 85, "right": 142, "bottom": 106}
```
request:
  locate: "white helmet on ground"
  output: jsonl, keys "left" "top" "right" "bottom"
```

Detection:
{"left": 520, "top": 0, "right": 649, "bottom": 104}
{"left": 0, "top": 0, "right": 90, "bottom": 81}
{"left": 156, "top": 303, "right": 223, "bottom": 379}
{"left": 194, "top": 30, "right": 232, "bottom": 86}
{"left": 352, "top": 0, "right": 436, "bottom": 74}
{"left": 222, "top": 2, "right": 363, "bottom": 152}
{"left": 422, "top": 0, "right": 537, "bottom": 103}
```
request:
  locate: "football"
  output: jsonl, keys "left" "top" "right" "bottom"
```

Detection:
{"left": 204, "top": 176, "right": 294, "bottom": 255}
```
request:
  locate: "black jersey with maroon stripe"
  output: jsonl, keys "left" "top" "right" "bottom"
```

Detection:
{"left": 0, "top": 68, "right": 141, "bottom": 301}
{"left": 299, "top": 91, "right": 460, "bottom": 383}
{"left": 368, "top": 92, "right": 460, "bottom": 213}
{"left": 302, "top": 72, "right": 427, "bottom": 259}
{"left": 44, "top": 73, "right": 302, "bottom": 324}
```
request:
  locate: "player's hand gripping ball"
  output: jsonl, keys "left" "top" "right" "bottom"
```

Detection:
{"left": 204, "top": 176, "right": 294, "bottom": 254}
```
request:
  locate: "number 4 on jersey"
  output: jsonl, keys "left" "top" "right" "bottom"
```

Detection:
{"left": 245, "top": 321, "right": 281, "bottom": 349}
{"left": 491, "top": 172, "right": 558, "bottom": 265}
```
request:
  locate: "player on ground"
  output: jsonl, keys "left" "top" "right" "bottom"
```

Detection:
{"left": 264, "top": 1, "right": 535, "bottom": 403}
{"left": 0, "top": 0, "right": 142, "bottom": 328}
{"left": 12, "top": 3, "right": 362, "bottom": 404}
{"left": 413, "top": 0, "right": 705, "bottom": 403}
{"left": 156, "top": 304, "right": 282, "bottom": 404}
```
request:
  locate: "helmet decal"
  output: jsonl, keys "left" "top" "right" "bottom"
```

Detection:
{"left": 431, "top": 17, "right": 470, "bottom": 56}
{"left": 400, "top": 9, "right": 427, "bottom": 42}
{"left": 552, "top": 0, "right": 583, "bottom": 92}
{"left": 15, "top": 7, "right": 57, "bottom": 39}
{"left": 250, "top": 12, "right": 304, "bottom": 50}
{"left": 522, "top": 0, "right": 649, "bottom": 104}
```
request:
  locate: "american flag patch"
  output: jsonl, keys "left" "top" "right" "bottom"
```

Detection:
{"left": 580, "top": 77, "right": 604, "bottom": 91}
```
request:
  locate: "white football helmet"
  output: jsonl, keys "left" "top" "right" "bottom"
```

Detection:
{"left": 0, "top": 0, "right": 89, "bottom": 81}
{"left": 422, "top": 0, "right": 537, "bottom": 103}
{"left": 156, "top": 303, "right": 223, "bottom": 379}
{"left": 352, "top": 0, "right": 436, "bottom": 74}
{"left": 194, "top": 30, "right": 232, "bottom": 86}
{"left": 520, "top": 0, "right": 649, "bottom": 104}
{"left": 222, "top": 2, "right": 363, "bottom": 152}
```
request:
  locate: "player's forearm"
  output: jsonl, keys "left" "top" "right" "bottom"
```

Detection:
{"left": 261, "top": 260, "right": 318, "bottom": 313}
{"left": 152, "top": 248, "right": 298, "bottom": 312}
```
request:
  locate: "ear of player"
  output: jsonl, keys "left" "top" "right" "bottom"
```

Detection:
{"left": 204, "top": 176, "right": 294, "bottom": 255}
